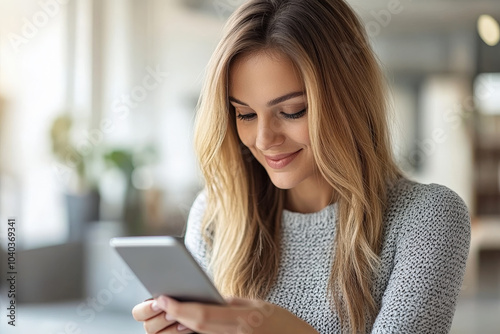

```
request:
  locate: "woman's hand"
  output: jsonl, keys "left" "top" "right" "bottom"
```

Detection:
{"left": 132, "top": 299, "right": 195, "bottom": 333}
{"left": 148, "top": 295, "right": 319, "bottom": 334}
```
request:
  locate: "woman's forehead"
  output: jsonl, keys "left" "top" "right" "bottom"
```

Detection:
{"left": 228, "top": 50, "right": 304, "bottom": 101}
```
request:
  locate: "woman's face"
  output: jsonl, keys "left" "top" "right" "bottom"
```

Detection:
{"left": 229, "top": 50, "right": 317, "bottom": 191}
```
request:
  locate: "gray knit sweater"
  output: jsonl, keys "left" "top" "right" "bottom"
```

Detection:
{"left": 184, "top": 178, "right": 471, "bottom": 333}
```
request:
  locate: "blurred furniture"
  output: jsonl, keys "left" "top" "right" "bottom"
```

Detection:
{"left": 14, "top": 243, "right": 84, "bottom": 302}
{"left": 84, "top": 221, "right": 150, "bottom": 312}
{"left": 464, "top": 217, "right": 500, "bottom": 296}
{"left": 473, "top": 113, "right": 500, "bottom": 215}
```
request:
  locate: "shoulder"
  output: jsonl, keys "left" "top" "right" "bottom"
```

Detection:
{"left": 386, "top": 178, "right": 470, "bottom": 225}
{"left": 387, "top": 177, "right": 467, "bottom": 209}
{"left": 184, "top": 190, "right": 210, "bottom": 271}
{"left": 188, "top": 190, "right": 208, "bottom": 220}
{"left": 184, "top": 189, "right": 208, "bottom": 240}
{"left": 384, "top": 177, "right": 471, "bottom": 255}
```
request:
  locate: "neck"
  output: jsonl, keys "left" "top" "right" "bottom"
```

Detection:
{"left": 285, "top": 174, "right": 335, "bottom": 213}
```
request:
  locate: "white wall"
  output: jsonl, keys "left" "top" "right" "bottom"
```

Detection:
{"left": 414, "top": 75, "right": 474, "bottom": 211}
{"left": 0, "top": 0, "right": 69, "bottom": 248}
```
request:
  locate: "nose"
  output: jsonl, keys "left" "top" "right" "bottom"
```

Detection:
{"left": 255, "top": 116, "right": 284, "bottom": 151}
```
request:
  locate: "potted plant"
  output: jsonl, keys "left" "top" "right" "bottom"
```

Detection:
{"left": 50, "top": 114, "right": 101, "bottom": 242}
{"left": 103, "top": 145, "right": 158, "bottom": 236}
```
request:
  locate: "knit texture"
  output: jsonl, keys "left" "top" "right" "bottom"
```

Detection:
{"left": 184, "top": 178, "right": 471, "bottom": 333}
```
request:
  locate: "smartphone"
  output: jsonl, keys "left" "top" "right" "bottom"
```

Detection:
{"left": 110, "top": 236, "right": 226, "bottom": 305}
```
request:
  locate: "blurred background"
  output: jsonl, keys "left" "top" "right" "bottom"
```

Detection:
{"left": 0, "top": 0, "right": 499, "bottom": 333}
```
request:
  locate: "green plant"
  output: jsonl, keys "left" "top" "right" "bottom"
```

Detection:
{"left": 104, "top": 146, "right": 158, "bottom": 235}
{"left": 50, "top": 114, "right": 99, "bottom": 192}
{"left": 50, "top": 113, "right": 101, "bottom": 236}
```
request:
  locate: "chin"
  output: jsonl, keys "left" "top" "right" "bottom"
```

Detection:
{"left": 268, "top": 173, "right": 299, "bottom": 190}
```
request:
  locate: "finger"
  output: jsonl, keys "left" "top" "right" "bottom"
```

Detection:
{"left": 155, "top": 323, "right": 195, "bottom": 334}
{"left": 132, "top": 300, "right": 164, "bottom": 321}
{"left": 158, "top": 296, "right": 242, "bottom": 333}
{"left": 143, "top": 312, "right": 177, "bottom": 334}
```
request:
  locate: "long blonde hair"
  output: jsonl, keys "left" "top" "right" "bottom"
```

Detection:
{"left": 194, "top": 0, "right": 401, "bottom": 332}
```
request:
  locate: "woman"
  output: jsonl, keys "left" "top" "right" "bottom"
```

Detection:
{"left": 132, "top": 0, "right": 470, "bottom": 333}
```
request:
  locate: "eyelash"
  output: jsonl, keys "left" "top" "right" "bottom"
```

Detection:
{"left": 236, "top": 109, "right": 307, "bottom": 121}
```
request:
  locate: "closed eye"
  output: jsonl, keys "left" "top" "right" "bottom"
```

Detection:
{"left": 236, "top": 113, "right": 257, "bottom": 121}
{"left": 282, "top": 109, "right": 306, "bottom": 120}
{"left": 236, "top": 109, "right": 307, "bottom": 121}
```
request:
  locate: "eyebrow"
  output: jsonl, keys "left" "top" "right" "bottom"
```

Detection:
{"left": 228, "top": 91, "right": 305, "bottom": 107}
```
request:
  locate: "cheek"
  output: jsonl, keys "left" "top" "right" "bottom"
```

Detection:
{"left": 236, "top": 123, "right": 254, "bottom": 147}
{"left": 290, "top": 121, "right": 311, "bottom": 146}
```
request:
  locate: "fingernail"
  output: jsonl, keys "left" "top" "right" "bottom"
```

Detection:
{"left": 165, "top": 313, "right": 175, "bottom": 321}
{"left": 177, "top": 324, "right": 187, "bottom": 331}
{"left": 151, "top": 301, "right": 160, "bottom": 311}
{"left": 157, "top": 296, "right": 168, "bottom": 308}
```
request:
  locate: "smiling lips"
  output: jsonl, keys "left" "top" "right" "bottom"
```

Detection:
{"left": 264, "top": 149, "right": 302, "bottom": 169}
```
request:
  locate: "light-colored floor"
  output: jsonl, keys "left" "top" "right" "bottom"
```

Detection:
{"left": 451, "top": 249, "right": 500, "bottom": 334}
{"left": 0, "top": 300, "right": 143, "bottom": 334}
{"left": 0, "top": 296, "right": 499, "bottom": 334}
{"left": 451, "top": 297, "right": 500, "bottom": 334}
